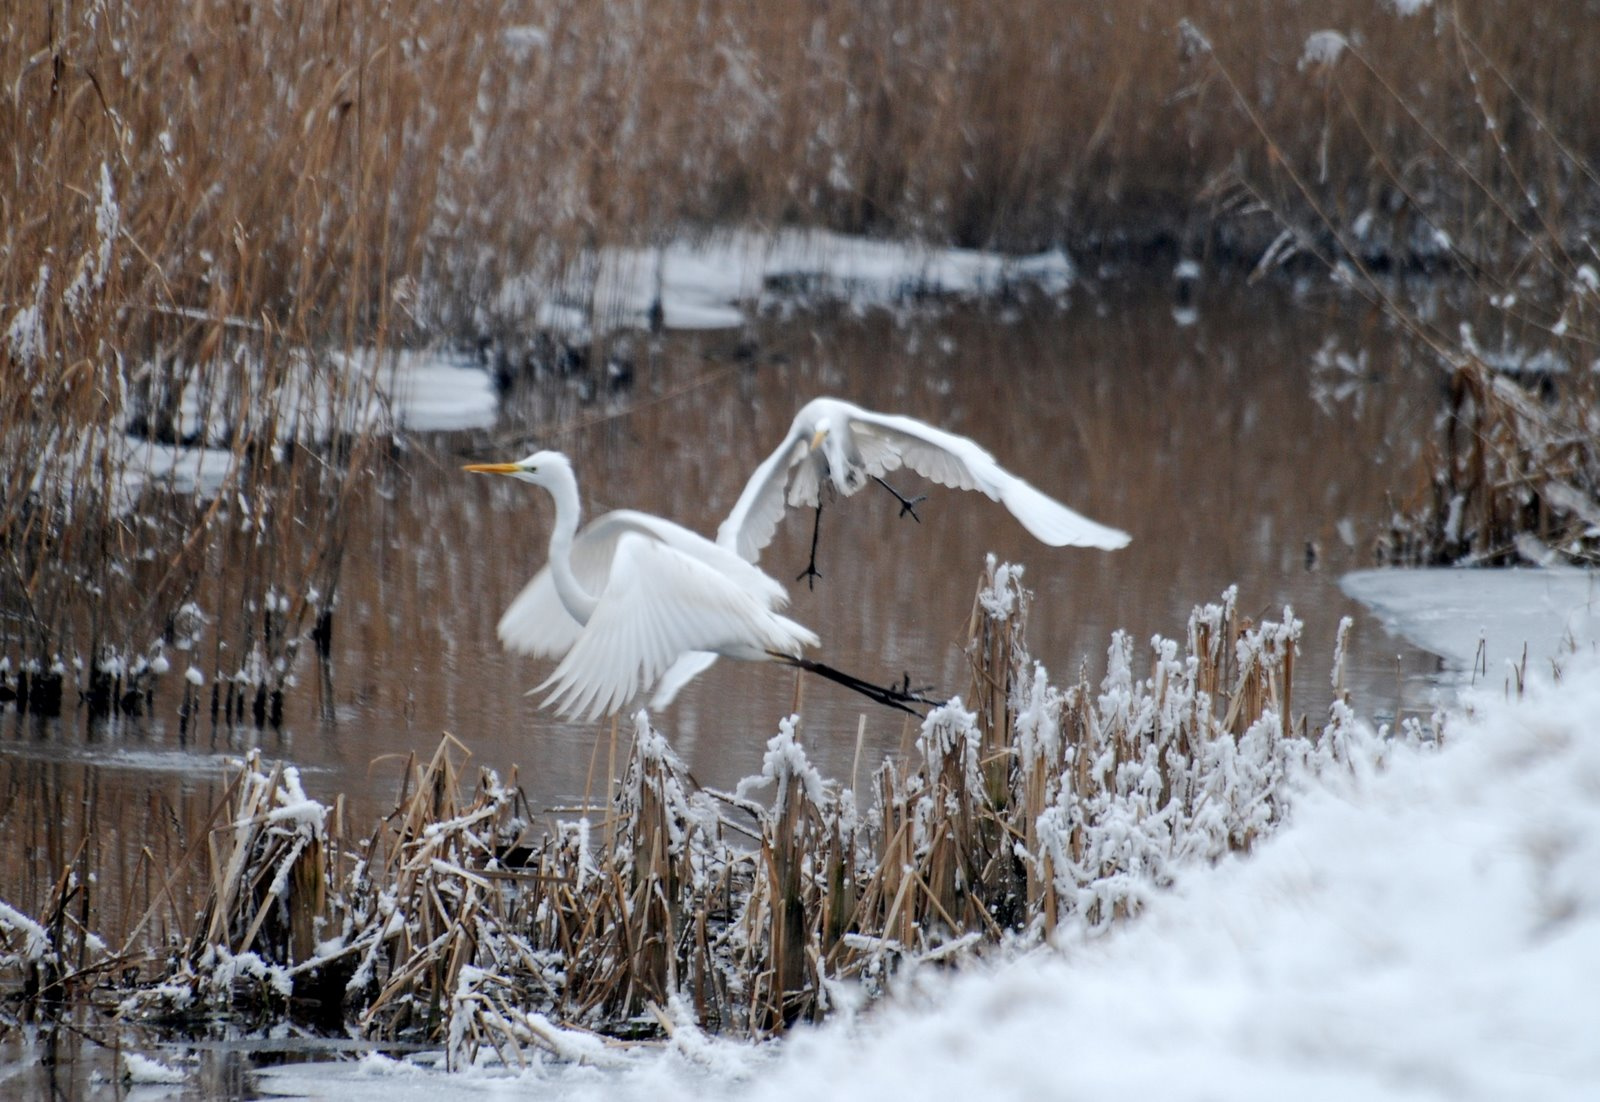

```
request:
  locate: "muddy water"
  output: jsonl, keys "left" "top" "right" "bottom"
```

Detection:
{"left": 0, "top": 276, "right": 1445, "bottom": 923}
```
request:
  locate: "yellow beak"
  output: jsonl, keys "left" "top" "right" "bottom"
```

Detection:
{"left": 463, "top": 462, "right": 520, "bottom": 475}
{"left": 809, "top": 428, "right": 828, "bottom": 450}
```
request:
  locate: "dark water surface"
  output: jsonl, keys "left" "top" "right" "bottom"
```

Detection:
{"left": 1, "top": 276, "right": 1446, "bottom": 937}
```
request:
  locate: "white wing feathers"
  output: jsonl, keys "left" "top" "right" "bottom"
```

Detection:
{"left": 502, "top": 510, "right": 795, "bottom": 658}
{"left": 849, "top": 411, "right": 1132, "bottom": 549}
{"left": 649, "top": 651, "right": 720, "bottom": 710}
{"left": 717, "top": 399, "right": 1130, "bottom": 560}
{"left": 851, "top": 414, "right": 990, "bottom": 492}
{"left": 496, "top": 570, "right": 580, "bottom": 658}
{"left": 496, "top": 524, "right": 621, "bottom": 658}
{"left": 716, "top": 434, "right": 810, "bottom": 562}
{"left": 536, "top": 533, "right": 818, "bottom": 721}
{"left": 998, "top": 472, "right": 1132, "bottom": 549}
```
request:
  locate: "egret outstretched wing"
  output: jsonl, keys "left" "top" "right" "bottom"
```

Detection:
{"left": 716, "top": 397, "right": 1131, "bottom": 562}
{"left": 716, "top": 433, "right": 810, "bottom": 562}
{"left": 842, "top": 406, "right": 1133, "bottom": 549}
{"left": 536, "top": 534, "right": 818, "bottom": 721}
{"left": 501, "top": 509, "right": 794, "bottom": 657}
{"left": 496, "top": 520, "right": 626, "bottom": 657}
{"left": 651, "top": 651, "right": 721, "bottom": 709}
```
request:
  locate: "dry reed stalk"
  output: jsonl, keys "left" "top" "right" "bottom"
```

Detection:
{"left": 1376, "top": 359, "right": 1600, "bottom": 566}
{"left": 1187, "top": 8, "right": 1600, "bottom": 565}
{"left": 743, "top": 719, "right": 826, "bottom": 1030}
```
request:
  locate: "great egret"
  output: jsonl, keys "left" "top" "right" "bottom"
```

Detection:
{"left": 717, "top": 397, "right": 1131, "bottom": 582}
{"left": 465, "top": 451, "right": 933, "bottom": 720}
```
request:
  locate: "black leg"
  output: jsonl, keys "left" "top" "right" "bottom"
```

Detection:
{"left": 796, "top": 503, "right": 823, "bottom": 590}
{"left": 872, "top": 475, "right": 927, "bottom": 521}
{"left": 775, "top": 654, "right": 946, "bottom": 717}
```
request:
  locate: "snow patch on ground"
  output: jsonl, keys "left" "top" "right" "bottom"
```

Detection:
{"left": 58, "top": 347, "right": 499, "bottom": 514}
{"left": 332, "top": 347, "right": 499, "bottom": 433}
{"left": 122, "top": 1052, "right": 187, "bottom": 1084}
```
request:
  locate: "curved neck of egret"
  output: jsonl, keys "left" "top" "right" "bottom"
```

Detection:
{"left": 543, "top": 465, "right": 600, "bottom": 624}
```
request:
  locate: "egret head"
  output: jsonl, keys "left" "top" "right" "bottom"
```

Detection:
{"left": 805, "top": 411, "right": 863, "bottom": 491}
{"left": 463, "top": 449, "right": 572, "bottom": 488}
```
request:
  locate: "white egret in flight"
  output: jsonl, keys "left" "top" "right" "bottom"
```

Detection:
{"left": 465, "top": 451, "right": 933, "bottom": 720}
{"left": 717, "top": 397, "right": 1130, "bottom": 584}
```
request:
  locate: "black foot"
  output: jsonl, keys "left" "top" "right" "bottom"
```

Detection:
{"left": 892, "top": 671, "right": 938, "bottom": 698}
{"left": 796, "top": 560, "right": 822, "bottom": 590}
{"left": 873, "top": 476, "right": 927, "bottom": 521}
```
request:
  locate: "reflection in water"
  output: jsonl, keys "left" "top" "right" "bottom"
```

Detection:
{"left": 1, "top": 279, "right": 1445, "bottom": 926}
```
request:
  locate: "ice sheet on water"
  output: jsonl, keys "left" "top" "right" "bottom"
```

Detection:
{"left": 1341, "top": 566, "right": 1600, "bottom": 681}
{"left": 122, "top": 1052, "right": 187, "bottom": 1085}
{"left": 330, "top": 347, "right": 499, "bottom": 433}
{"left": 122, "top": 344, "right": 496, "bottom": 454}
{"left": 62, "top": 347, "right": 498, "bottom": 515}
{"left": 498, "top": 229, "right": 1075, "bottom": 337}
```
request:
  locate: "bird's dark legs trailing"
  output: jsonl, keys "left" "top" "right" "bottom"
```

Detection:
{"left": 872, "top": 476, "right": 927, "bottom": 521}
{"left": 773, "top": 653, "right": 945, "bottom": 717}
{"left": 796, "top": 503, "right": 823, "bottom": 590}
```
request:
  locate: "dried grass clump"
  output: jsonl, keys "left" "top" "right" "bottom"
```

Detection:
{"left": 0, "top": 560, "right": 1397, "bottom": 1062}
{"left": 1380, "top": 362, "right": 1600, "bottom": 566}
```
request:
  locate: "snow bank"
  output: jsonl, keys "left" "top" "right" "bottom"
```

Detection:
{"left": 675, "top": 666, "right": 1600, "bottom": 1102}
{"left": 80, "top": 347, "right": 498, "bottom": 514}
{"left": 622, "top": 664, "right": 1600, "bottom": 1101}
{"left": 258, "top": 660, "right": 1600, "bottom": 1100}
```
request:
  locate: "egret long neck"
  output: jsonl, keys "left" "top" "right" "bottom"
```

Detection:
{"left": 545, "top": 469, "right": 599, "bottom": 624}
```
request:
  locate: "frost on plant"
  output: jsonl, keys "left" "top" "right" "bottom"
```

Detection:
{"left": 20, "top": 566, "right": 1378, "bottom": 1051}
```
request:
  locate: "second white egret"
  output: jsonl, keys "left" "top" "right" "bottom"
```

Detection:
{"left": 718, "top": 396, "right": 1130, "bottom": 582}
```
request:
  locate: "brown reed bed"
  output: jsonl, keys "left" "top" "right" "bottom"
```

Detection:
{"left": 1180, "top": 6, "right": 1600, "bottom": 566}
{"left": 0, "top": 562, "right": 1397, "bottom": 1067}
{"left": 5, "top": 0, "right": 1596, "bottom": 707}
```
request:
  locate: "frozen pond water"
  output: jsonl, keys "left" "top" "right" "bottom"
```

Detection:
{"left": 1342, "top": 567, "right": 1600, "bottom": 687}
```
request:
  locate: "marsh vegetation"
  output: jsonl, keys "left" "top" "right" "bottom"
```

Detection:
{"left": 3, "top": 0, "right": 1599, "bottom": 1088}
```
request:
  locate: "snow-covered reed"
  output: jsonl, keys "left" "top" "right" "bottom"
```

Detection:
{"left": 0, "top": 562, "right": 1381, "bottom": 1060}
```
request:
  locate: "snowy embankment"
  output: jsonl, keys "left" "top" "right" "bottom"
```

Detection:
{"left": 698, "top": 667, "right": 1600, "bottom": 1102}
{"left": 259, "top": 657, "right": 1600, "bottom": 1101}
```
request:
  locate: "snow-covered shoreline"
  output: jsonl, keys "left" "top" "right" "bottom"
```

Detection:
{"left": 255, "top": 652, "right": 1600, "bottom": 1100}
